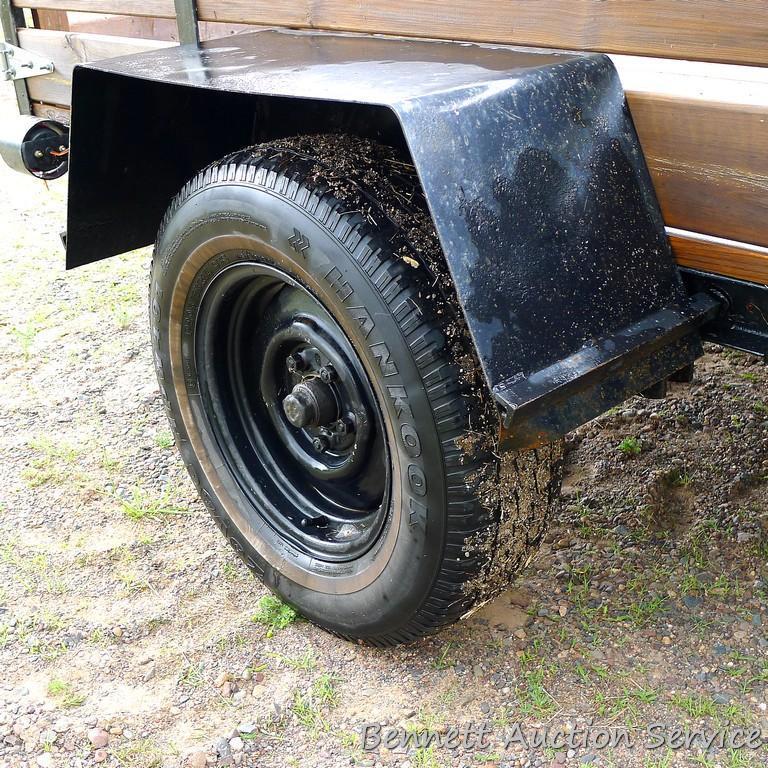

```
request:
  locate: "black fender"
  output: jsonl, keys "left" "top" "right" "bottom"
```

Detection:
{"left": 65, "top": 29, "right": 719, "bottom": 448}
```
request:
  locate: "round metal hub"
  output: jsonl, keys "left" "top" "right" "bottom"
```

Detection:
{"left": 193, "top": 260, "right": 390, "bottom": 561}
{"left": 282, "top": 377, "right": 337, "bottom": 429}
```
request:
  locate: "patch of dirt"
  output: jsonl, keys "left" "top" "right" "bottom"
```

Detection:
{"left": 0, "top": 83, "right": 766, "bottom": 768}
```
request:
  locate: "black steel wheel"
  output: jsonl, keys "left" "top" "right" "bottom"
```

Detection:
{"left": 150, "top": 136, "right": 563, "bottom": 645}
{"left": 195, "top": 261, "right": 389, "bottom": 560}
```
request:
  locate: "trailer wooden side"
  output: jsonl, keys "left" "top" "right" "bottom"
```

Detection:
{"left": 5, "top": 1, "right": 768, "bottom": 284}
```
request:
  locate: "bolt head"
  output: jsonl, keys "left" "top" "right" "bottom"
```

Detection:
{"left": 319, "top": 365, "right": 336, "bottom": 384}
{"left": 286, "top": 353, "right": 304, "bottom": 374}
{"left": 332, "top": 419, "right": 352, "bottom": 435}
{"left": 311, "top": 436, "right": 329, "bottom": 453}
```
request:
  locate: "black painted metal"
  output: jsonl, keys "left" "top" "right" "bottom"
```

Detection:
{"left": 681, "top": 270, "right": 768, "bottom": 357}
{"left": 495, "top": 292, "right": 719, "bottom": 449}
{"left": 65, "top": 29, "right": 716, "bottom": 446}
{"left": 198, "top": 261, "right": 389, "bottom": 559}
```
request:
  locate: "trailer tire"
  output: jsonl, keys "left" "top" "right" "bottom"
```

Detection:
{"left": 150, "top": 135, "right": 562, "bottom": 646}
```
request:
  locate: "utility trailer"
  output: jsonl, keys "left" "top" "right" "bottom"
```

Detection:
{"left": 1, "top": 1, "right": 766, "bottom": 646}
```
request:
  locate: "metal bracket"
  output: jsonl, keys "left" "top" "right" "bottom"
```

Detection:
{"left": 0, "top": 41, "right": 54, "bottom": 81}
{"left": 174, "top": 0, "right": 200, "bottom": 45}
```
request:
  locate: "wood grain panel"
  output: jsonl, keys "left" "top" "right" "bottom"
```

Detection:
{"left": 31, "top": 9, "right": 70, "bottom": 30}
{"left": 31, "top": 101, "right": 70, "bottom": 124}
{"left": 670, "top": 232, "right": 768, "bottom": 285}
{"left": 16, "top": 0, "right": 174, "bottom": 18}
{"left": 14, "top": 0, "right": 768, "bottom": 65}
{"left": 17, "top": 28, "right": 172, "bottom": 105}
{"left": 27, "top": 98, "right": 768, "bottom": 285}
{"left": 628, "top": 92, "right": 768, "bottom": 250}
{"left": 17, "top": 28, "right": 768, "bottom": 251}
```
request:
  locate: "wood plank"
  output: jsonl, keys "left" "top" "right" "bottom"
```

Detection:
{"left": 670, "top": 231, "right": 768, "bottom": 285}
{"left": 17, "top": 27, "right": 173, "bottom": 105}
{"left": 32, "top": 9, "right": 69, "bottom": 30}
{"left": 15, "top": 1, "right": 175, "bottom": 18}
{"left": 627, "top": 92, "right": 768, "bottom": 250}
{"left": 13, "top": 0, "right": 768, "bottom": 65}
{"left": 17, "top": 28, "right": 768, "bottom": 251}
{"left": 64, "top": 12, "right": 252, "bottom": 40}
{"left": 31, "top": 101, "right": 70, "bottom": 124}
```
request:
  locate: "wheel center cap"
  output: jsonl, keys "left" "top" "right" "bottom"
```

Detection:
{"left": 282, "top": 378, "right": 338, "bottom": 429}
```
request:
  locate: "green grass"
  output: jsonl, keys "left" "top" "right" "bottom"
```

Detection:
{"left": 47, "top": 679, "right": 86, "bottom": 708}
{"left": 431, "top": 642, "right": 455, "bottom": 670}
{"left": 115, "top": 569, "right": 150, "bottom": 595}
{"left": 595, "top": 684, "right": 658, "bottom": 724}
{"left": 22, "top": 436, "right": 82, "bottom": 488}
{"left": 518, "top": 667, "right": 557, "bottom": 718}
{"left": 112, "top": 738, "right": 163, "bottom": 768}
{"left": 291, "top": 674, "right": 339, "bottom": 731}
{"left": 618, "top": 436, "right": 642, "bottom": 455}
{"left": 613, "top": 595, "right": 667, "bottom": 627}
{"left": 413, "top": 746, "right": 441, "bottom": 768}
{"left": 644, "top": 751, "right": 674, "bottom": 768}
{"left": 118, "top": 487, "right": 187, "bottom": 522}
{"left": 179, "top": 662, "right": 206, "bottom": 688}
{"left": 153, "top": 431, "right": 174, "bottom": 449}
{"left": 670, "top": 468, "right": 694, "bottom": 486}
{"left": 268, "top": 648, "right": 315, "bottom": 670}
{"left": 251, "top": 594, "right": 299, "bottom": 637}
{"left": 670, "top": 693, "right": 718, "bottom": 719}
{"left": 81, "top": 278, "right": 142, "bottom": 331}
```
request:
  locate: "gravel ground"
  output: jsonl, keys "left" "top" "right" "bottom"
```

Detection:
{"left": 0, "top": 83, "right": 766, "bottom": 768}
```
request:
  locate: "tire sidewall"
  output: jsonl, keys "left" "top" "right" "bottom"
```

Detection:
{"left": 151, "top": 180, "right": 449, "bottom": 636}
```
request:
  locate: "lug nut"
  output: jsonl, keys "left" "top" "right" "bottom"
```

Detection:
{"left": 311, "top": 436, "right": 329, "bottom": 453}
{"left": 332, "top": 418, "right": 353, "bottom": 435}
{"left": 286, "top": 353, "right": 304, "bottom": 374}
{"left": 319, "top": 364, "right": 336, "bottom": 383}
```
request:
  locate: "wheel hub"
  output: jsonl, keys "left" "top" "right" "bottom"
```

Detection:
{"left": 282, "top": 377, "right": 338, "bottom": 429}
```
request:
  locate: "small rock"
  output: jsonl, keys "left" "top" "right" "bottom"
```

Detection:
{"left": 111, "top": 626, "right": 123, "bottom": 638}
{"left": 36, "top": 755, "right": 54, "bottom": 768}
{"left": 230, "top": 737, "right": 243, "bottom": 752}
{"left": 87, "top": 728, "right": 110, "bottom": 749}
{"left": 52, "top": 717, "right": 70, "bottom": 733}
{"left": 682, "top": 596, "right": 703, "bottom": 609}
{"left": 93, "top": 748, "right": 108, "bottom": 763}
{"left": 187, "top": 751, "right": 208, "bottom": 768}
{"left": 216, "top": 737, "right": 231, "bottom": 755}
